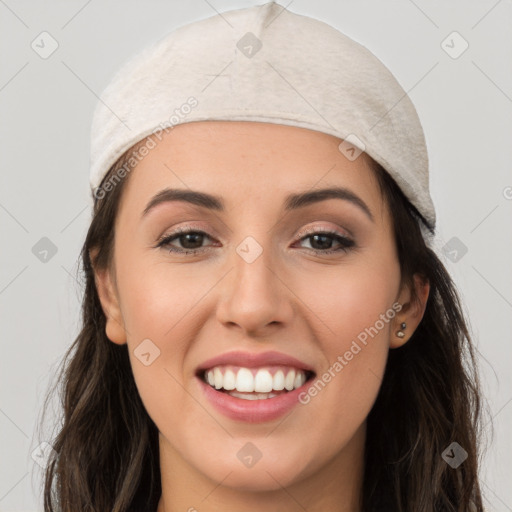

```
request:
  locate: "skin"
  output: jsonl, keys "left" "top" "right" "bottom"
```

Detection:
{"left": 93, "top": 121, "right": 429, "bottom": 512}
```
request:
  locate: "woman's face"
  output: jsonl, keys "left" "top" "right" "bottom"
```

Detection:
{"left": 95, "top": 121, "right": 422, "bottom": 494}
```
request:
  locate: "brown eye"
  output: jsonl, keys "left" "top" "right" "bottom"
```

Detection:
{"left": 296, "top": 231, "right": 355, "bottom": 254}
{"left": 157, "top": 229, "right": 215, "bottom": 254}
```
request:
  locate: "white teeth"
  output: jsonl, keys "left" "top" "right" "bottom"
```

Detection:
{"left": 228, "top": 391, "right": 279, "bottom": 400}
{"left": 273, "top": 370, "right": 285, "bottom": 390}
{"left": 223, "top": 369, "right": 236, "bottom": 390}
{"left": 235, "top": 368, "right": 254, "bottom": 392}
{"left": 284, "top": 369, "right": 296, "bottom": 391}
{"left": 214, "top": 367, "right": 223, "bottom": 389}
{"left": 294, "top": 371, "right": 305, "bottom": 388}
{"left": 254, "top": 369, "right": 273, "bottom": 393}
{"left": 204, "top": 366, "right": 309, "bottom": 394}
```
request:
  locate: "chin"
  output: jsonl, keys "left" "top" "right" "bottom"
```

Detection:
{"left": 205, "top": 464, "right": 304, "bottom": 492}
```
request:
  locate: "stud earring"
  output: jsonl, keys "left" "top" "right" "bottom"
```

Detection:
{"left": 396, "top": 322, "right": 406, "bottom": 338}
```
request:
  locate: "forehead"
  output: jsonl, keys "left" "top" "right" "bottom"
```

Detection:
{"left": 117, "top": 121, "right": 383, "bottom": 219}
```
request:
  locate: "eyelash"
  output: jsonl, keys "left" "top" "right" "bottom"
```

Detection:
{"left": 156, "top": 226, "right": 355, "bottom": 256}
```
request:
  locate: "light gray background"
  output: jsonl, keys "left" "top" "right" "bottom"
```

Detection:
{"left": 1, "top": 1, "right": 511, "bottom": 510}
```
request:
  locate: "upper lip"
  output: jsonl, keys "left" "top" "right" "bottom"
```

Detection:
{"left": 196, "top": 350, "right": 315, "bottom": 374}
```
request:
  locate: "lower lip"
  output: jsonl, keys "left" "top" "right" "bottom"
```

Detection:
{"left": 197, "top": 376, "right": 310, "bottom": 423}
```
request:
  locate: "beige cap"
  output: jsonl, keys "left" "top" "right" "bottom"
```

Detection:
{"left": 90, "top": 1, "right": 435, "bottom": 244}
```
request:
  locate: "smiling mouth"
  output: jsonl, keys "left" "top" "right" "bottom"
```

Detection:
{"left": 198, "top": 365, "right": 316, "bottom": 400}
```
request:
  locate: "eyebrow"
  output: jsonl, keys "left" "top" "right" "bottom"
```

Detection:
{"left": 141, "top": 186, "right": 374, "bottom": 222}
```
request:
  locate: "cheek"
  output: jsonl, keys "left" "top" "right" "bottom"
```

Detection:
{"left": 291, "top": 254, "right": 400, "bottom": 430}
{"left": 115, "top": 257, "right": 210, "bottom": 414}
{"left": 296, "top": 252, "right": 400, "bottom": 347}
{"left": 118, "top": 256, "right": 211, "bottom": 340}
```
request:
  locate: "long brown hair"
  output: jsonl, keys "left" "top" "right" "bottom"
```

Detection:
{"left": 38, "top": 141, "right": 488, "bottom": 511}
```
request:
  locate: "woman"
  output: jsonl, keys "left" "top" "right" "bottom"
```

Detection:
{"left": 40, "top": 2, "right": 486, "bottom": 511}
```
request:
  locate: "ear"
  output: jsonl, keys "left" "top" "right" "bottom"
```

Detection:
{"left": 89, "top": 248, "right": 127, "bottom": 345}
{"left": 390, "top": 273, "right": 430, "bottom": 349}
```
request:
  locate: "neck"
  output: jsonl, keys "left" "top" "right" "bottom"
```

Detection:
{"left": 156, "top": 425, "right": 365, "bottom": 512}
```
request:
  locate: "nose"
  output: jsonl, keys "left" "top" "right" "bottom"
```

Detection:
{"left": 216, "top": 243, "right": 294, "bottom": 337}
